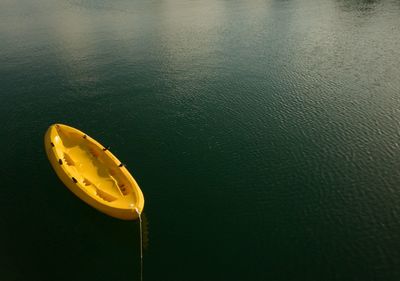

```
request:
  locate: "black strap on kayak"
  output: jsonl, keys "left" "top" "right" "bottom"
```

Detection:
{"left": 72, "top": 177, "right": 77, "bottom": 183}
{"left": 119, "top": 163, "right": 124, "bottom": 167}
{"left": 58, "top": 159, "right": 63, "bottom": 165}
{"left": 51, "top": 142, "right": 55, "bottom": 147}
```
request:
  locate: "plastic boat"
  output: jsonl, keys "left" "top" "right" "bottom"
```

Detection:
{"left": 44, "top": 124, "right": 144, "bottom": 220}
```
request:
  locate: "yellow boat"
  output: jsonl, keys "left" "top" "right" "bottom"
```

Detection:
{"left": 44, "top": 124, "right": 144, "bottom": 220}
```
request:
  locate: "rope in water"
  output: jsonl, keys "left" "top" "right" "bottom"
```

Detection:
{"left": 135, "top": 208, "right": 143, "bottom": 281}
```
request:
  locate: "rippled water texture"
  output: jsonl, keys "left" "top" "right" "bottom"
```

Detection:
{"left": 1, "top": 0, "right": 400, "bottom": 280}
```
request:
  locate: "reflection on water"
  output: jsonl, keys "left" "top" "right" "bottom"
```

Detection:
{"left": 336, "top": 0, "right": 381, "bottom": 13}
{"left": 141, "top": 212, "right": 150, "bottom": 251}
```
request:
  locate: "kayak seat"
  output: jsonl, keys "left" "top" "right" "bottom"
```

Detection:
{"left": 63, "top": 152, "right": 75, "bottom": 166}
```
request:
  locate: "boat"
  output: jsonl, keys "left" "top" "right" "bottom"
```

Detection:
{"left": 44, "top": 124, "right": 144, "bottom": 220}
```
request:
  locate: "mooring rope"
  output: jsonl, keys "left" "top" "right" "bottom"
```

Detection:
{"left": 135, "top": 208, "right": 143, "bottom": 281}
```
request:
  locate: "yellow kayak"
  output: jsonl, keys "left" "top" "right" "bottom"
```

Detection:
{"left": 44, "top": 124, "right": 144, "bottom": 220}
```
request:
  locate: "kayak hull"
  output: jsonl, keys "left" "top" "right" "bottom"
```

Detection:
{"left": 44, "top": 124, "right": 144, "bottom": 220}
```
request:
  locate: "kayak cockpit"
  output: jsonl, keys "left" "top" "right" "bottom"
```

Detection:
{"left": 49, "top": 124, "right": 138, "bottom": 208}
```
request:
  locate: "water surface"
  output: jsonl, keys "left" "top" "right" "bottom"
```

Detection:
{"left": 1, "top": 0, "right": 400, "bottom": 280}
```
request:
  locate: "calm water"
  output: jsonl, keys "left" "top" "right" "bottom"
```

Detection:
{"left": 1, "top": 0, "right": 400, "bottom": 280}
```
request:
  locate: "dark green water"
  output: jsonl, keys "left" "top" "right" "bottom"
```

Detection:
{"left": 1, "top": 0, "right": 400, "bottom": 280}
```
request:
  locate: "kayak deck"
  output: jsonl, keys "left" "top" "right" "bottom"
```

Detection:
{"left": 56, "top": 131, "right": 129, "bottom": 201}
